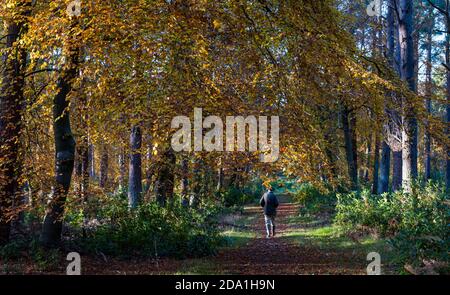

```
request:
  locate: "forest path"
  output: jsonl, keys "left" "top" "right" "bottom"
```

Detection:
{"left": 208, "top": 195, "right": 366, "bottom": 274}
{"left": 81, "top": 195, "right": 374, "bottom": 274}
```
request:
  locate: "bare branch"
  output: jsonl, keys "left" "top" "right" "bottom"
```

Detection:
{"left": 426, "top": 0, "right": 448, "bottom": 16}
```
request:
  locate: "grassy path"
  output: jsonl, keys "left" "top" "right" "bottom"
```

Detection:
{"left": 203, "top": 195, "right": 375, "bottom": 274}
{"left": 169, "top": 194, "right": 395, "bottom": 275}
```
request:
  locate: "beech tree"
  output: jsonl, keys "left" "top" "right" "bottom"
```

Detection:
{"left": 0, "top": 0, "right": 30, "bottom": 245}
{"left": 40, "top": 15, "right": 80, "bottom": 247}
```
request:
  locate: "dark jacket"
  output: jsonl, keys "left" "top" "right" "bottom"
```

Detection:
{"left": 260, "top": 191, "right": 279, "bottom": 216}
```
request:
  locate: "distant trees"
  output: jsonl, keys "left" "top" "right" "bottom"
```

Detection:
{"left": 337, "top": 0, "right": 449, "bottom": 193}
{"left": 427, "top": 0, "right": 450, "bottom": 190}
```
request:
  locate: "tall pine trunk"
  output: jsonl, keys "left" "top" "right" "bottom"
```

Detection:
{"left": 379, "top": 0, "right": 397, "bottom": 194}
{"left": 424, "top": 14, "right": 434, "bottom": 181}
{"left": 392, "top": 2, "right": 403, "bottom": 190}
{"left": 445, "top": 12, "right": 450, "bottom": 191}
{"left": 399, "top": 0, "right": 418, "bottom": 192}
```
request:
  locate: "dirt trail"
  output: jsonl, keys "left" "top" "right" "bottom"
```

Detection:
{"left": 211, "top": 198, "right": 366, "bottom": 275}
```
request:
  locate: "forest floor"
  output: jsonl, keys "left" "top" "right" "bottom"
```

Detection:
{"left": 78, "top": 195, "right": 396, "bottom": 275}
{"left": 1, "top": 195, "right": 397, "bottom": 274}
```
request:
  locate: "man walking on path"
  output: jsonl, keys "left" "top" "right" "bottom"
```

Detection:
{"left": 260, "top": 187, "right": 279, "bottom": 238}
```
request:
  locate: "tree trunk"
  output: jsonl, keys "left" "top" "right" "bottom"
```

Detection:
{"left": 372, "top": 134, "right": 380, "bottom": 194}
{"left": 79, "top": 135, "right": 89, "bottom": 196}
{"left": 379, "top": 142, "right": 391, "bottom": 194}
{"left": 351, "top": 115, "right": 358, "bottom": 182}
{"left": 445, "top": 13, "right": 450, "bottom": 191}
{"left": 399, "top": 0, "right": 418, "bottom": 192}
{"left": 99, "top": 145, "right": 108, "bottom": 188}
{"left": 144, "top": 140, "right": 153, "bottom": 193}
{"left": 342, "top": 107, "right": 358, "bottom": 189}
{"left": 390, "top": 0, "right": 403, "bottom": 191}
{"left": 79, "top": 134, "right": 89, "bottom": 238}
{"left": 0, "top": 11, "right": 28, "bottom": 245}
{"left": 128, "top": 125, "right": 142, "bottom": 208}
{"left": 365, "top": 138, "right": 372, "bottom": 182}
{"left": 40, "top": 19, "right": 79, "bottom": 247}
{"left": 424, "top": 14, "right": 434, "bottom": 181}
{"left": 378, "top": 0, "right": 395, "bottom": 194}
{"left": 190, "top": 158, "right": 203, "bottom": 208}
{"left": 181, "top": 156, "right": 189, "bottom": 206}
{"left": 217, "top": 165, "right": 224, "bottom": 192}
{"left": 324, "top": 129, "right": 338, "bottom": 181}
{"left": 392, "top": 151, "right": 403, "bottom": 191}
{"left": 118, "top": 148, "right": 126, "bottom": 190}
{"left": 88, "top": 142, "right": 95, "bottom": 179}
{"left": 155, "top": 147, "right": 176, "bottom": 206}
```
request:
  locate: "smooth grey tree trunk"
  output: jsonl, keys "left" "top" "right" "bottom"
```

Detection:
{"left": 40, "top": 19, "right": 79, "bottom": 247}
{"left": 128, "top": 125, "right": 142, "bottom": 208}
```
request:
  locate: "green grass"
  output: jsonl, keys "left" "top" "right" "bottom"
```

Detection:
{"left": 221, "top": 229, "right": 255, "bottom": 248}
{"left": 285, "top": 212, "right": 328, "bottom": 226}
{"left": 283, "top": 224, "right": 401, "bottom": 274}
{"left": 172, "top": 259, "right": 220, "bottom": 275}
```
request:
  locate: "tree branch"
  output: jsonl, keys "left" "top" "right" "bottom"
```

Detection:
{"left": 426, "top": 0, "right": 448, "bottom": 16}
{"left": 24, "top": 68, "right": 59, "bottom": 78}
